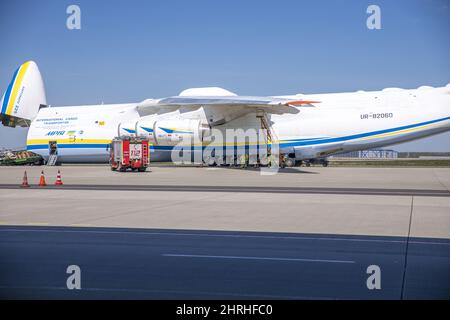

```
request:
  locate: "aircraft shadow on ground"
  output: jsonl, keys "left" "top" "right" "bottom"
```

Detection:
{"left": 149, "top": 163, "right": 319, "bottom": 174}
{"left": 210, "top": 166, "right": 319, "bottom": 174}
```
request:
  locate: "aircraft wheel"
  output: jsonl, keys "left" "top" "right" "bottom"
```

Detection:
{"left": 284, "top": 158, "right": 295, "bottom": 168}
{"left": 208, "top": 159, "right": 217, "bottom": 166}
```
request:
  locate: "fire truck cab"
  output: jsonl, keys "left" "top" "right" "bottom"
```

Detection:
{"left": 110, "top": 137, "right": 150, "bottom": 172}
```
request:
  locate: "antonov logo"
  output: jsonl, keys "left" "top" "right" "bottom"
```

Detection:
{"left": 46, "top": 131, "right": 65, "bottom": 136}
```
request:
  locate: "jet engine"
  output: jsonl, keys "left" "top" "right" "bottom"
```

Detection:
{"left": 153, "top": 119, "right": 210, "bottom": 146}
{"left": 133, "top": 119, "right": 210, "bottom": 146}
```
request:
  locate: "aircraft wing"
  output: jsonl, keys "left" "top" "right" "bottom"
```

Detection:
{"left": 137, "top": 95, "right": 319, "bottom": 115}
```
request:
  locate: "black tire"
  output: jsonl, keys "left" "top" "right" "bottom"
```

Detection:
{"left": 204, "top": 156, "right": 216, "bottom": 166}
{"left": 284, "top": 158, "right": 295, "bottom": 168}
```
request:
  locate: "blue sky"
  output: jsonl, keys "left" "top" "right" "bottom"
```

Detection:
{"left": 0, "top": 0, "right": 449, "bottom": 151}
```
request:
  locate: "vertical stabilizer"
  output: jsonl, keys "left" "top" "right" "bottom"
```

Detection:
{"left": 0, "top": 61, "right": 47, "bottom": 127}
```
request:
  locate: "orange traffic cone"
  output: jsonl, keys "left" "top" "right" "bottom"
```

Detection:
{"left": 55, "top": 170, "right": 63, "bottom": 185}
{"left": 21, "top": 170, "right": 30, "bottom": 188}
{"left": 39, "top": 170, "right": 47, "bottom": 187}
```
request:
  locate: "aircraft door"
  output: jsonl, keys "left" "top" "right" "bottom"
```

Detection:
{"left": 49, "top": 141, "right": 58, "bottom": 155}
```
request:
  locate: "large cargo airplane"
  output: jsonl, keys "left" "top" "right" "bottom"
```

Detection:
{"left": 1, "top": 61, "right": 449, "bottom": 165}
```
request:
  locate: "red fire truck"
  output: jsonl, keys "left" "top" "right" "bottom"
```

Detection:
{"left": 110, "top": 137, "right": 150, "bottom": 172}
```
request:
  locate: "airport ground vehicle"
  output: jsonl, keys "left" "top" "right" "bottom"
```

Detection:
{"left": 0, "top": 150, "right": 43, "bottom": 166}
{"left": 110, "top": 137, "right": 150, "bottom": 172}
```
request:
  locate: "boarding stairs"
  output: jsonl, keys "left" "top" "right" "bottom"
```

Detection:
{"left": 47, "top": 154, "right": 58, "bottom": 166}
{"left": 257, "top": 111, "right": 278, "bottom": 154}
{"left": 256, "top": 111, "right": 280, "bottom": 166}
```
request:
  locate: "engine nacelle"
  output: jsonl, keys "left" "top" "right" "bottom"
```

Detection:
{"left": 121, "top": 118, "right": 210, "bottom": 146}
{"left": 153, "top": 119, "right": 210, "bottom": 146}
{"left": 135, "top": 119, "right": 157, "bottom": 143}
{"left": 118, "top": 120, "right": 138, "bottom": 137}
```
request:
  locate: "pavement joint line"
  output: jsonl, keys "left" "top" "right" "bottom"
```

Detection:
{"left": 162, "top": 253, "right": 356, "bottom": 264}
{"left": 432, "top": 168, "right": 450, "bottom": 191}
{"left": 401, "top": 196, "right": 415, "bottom": 300}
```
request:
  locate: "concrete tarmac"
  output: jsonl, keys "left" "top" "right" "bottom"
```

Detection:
{"left": 1, "top": 165, "right": 450, "bottom": 189}
{"left": 0, "top": 165, "right": 449, "bottom": 299}
{"left": 0, "top": 166, "right": 449, "bottom": 238}
{"left": 0, "top": 226, "right": 449, "bottom": 299}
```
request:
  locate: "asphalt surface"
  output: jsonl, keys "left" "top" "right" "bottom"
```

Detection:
{"left": 0, "top": 226, "right": 449, "bottom": 299}
{"left": 1, "top": 184, "right": 450, "bottom": 197}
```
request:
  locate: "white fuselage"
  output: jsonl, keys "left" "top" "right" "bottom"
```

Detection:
{"left": 26, "top": 85, "right": 450, "bottom": 162}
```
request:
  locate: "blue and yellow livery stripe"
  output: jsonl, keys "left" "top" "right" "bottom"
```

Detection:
{"left": 26, "top": 138, "right": 112, "bottom": 150}
{"left": 280, "top": 115, "right": 450, "bottom": 148}
{"left": 27, "top": 144, "right": 109, "bottom": 150}
{"left": 25, "top": 116, "right": 450, "bottom": 151}
{"left": 1, "top": 61, "right": 31, "bottom": 116}
{"left": 1, "top": 67, "right": 20, "bottom": 114}
{"left": 27, "top": 138, "right": 112, "bottom": 144}
{"left": 159, "top": 127, "right": 193, "bottom": 134}
{"left": 140, "top": 126, "right": 154, "bottom": 133}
